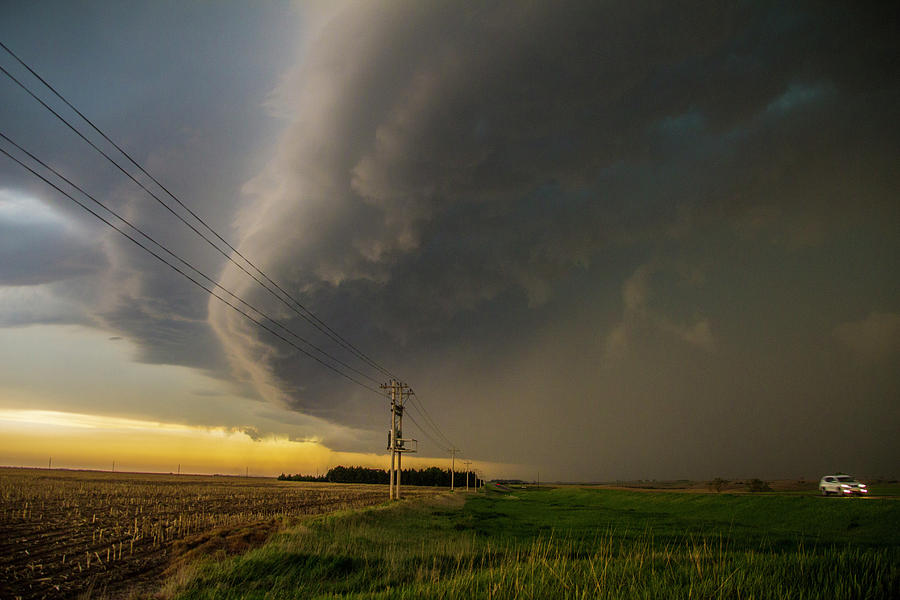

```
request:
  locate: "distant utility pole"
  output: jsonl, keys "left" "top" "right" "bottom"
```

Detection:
{"left": 449, "top": 447, "right": 459, "bottom": 492}
{"left": 463, "top": 460, "right": 473, "bottom": 492}
{"left": 382, "top": 379, "right": 416, "bottom": 500}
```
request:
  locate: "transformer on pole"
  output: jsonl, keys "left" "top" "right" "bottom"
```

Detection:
{"left": 383, "top": 379, "right": 416, "bottom": 500}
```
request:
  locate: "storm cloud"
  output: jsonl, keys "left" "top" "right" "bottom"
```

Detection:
{"left": 2, "top": 1, "right": 897, "bottom": 479}
{"left": 202, "top": 1, "right": 900, "bottom": 477}
{"left": 0, "top": 189, "right": 106, "bottom": 287}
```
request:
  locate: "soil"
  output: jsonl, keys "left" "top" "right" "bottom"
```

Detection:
{"left": 0, "top": 468, "right": 439, "bottom": 599}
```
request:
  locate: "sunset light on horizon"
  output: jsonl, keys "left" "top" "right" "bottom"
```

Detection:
{"left": 0, "top": 407, "right": 507, "bottom": 477}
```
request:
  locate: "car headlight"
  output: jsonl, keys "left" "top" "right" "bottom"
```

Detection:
{"left": 841, "top": 484, "right": 850, "bottom": 487}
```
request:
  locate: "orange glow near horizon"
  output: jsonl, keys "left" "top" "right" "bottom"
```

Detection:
{"left": 0, "top": 409, "right": 389, "bottom": 476}
{"left": 0, "top": 409, "right": 511, "bottom": 478}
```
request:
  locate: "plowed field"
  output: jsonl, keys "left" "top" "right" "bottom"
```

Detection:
{"left": 0, "top": 468, "right": 433, "bottom": 599}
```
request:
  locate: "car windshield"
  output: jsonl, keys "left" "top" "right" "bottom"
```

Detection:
{"left": 836, "top": 476, "right": 856, "bottom": 482}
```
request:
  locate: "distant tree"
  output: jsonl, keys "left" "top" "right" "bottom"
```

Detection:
{"left": 279, "top": 472, "right": 327, "bottom": 482}
{"left": 747, "top": 478, "right": 772, "bottom": 493}
{"left": 708, "top": 477, "right": 729, "bottom": 493}
{"left": 279, "top": 465, "right": 479, "bottom": 487}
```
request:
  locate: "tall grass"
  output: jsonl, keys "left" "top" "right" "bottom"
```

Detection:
{"left": 168, "top": 492, "right": 899, "bottom": 599}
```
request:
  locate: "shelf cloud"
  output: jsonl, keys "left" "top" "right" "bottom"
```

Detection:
{"left": 2, "top": 0, "right": 897, "bottom": 479}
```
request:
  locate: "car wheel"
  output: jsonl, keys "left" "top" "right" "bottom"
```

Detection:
{"left": 821, "top": 487, "right": 830, "bottom": 496}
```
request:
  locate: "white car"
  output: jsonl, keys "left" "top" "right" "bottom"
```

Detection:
{"left": 819, "top": 475, "right": 868, "bottom": 496}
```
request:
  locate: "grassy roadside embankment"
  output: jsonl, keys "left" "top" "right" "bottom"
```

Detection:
{"left": 165, "top": 486, "right": 900, "bottom": 599}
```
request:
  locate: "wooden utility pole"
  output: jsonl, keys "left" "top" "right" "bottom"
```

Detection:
{"left": 463, "top": 460, "right": 473, "bottom": 492}
{"left": 389, "top": 386, "right": 396, "bottom": 499}
{"left": 382, "top": 379, "right": 416, "bottom": 500}
{"left": 396, "top": 398, "right": 403, "bottom": 499}
{"left": 449, "top": 447, "right": 459, "bottom": 491}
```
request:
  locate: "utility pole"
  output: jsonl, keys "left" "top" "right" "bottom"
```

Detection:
{"left": 463, "top": 460, "right": 473, "bottom": 492}
{"left": 449, "top": 447, "right": 459, "bottom": 492}
{"left": 382, "top": 379, "right": 416, "bottom": 500}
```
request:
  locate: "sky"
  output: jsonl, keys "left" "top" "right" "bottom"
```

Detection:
{"left": 0, "top": 1, "right": 897, "bottom": 481}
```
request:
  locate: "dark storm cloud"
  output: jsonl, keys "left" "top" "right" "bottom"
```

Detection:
{"left": 1, "top": 1, "right": 301, "bottom": 382}
{"left": 0, "top": 184, "right": 227, "bottom": 369}
{"left": 209, "top": 0, "right": 899, "bottom": 478}
{"left": 214, "top": 0, "right": 746, "bottom": 351}
{"left": 91, "top": 238, "right": 230, "bottom": 372}
{"left": 3, "top": 1, "right": 895, "bottom": 478}
{"left": 0, "top": 221, "right": 104, "bottom": 286}
{"left": 0, "top": 192, "right": 107, "bottom": 286}
{"left": 99, "top": 297, "right": 226, "bottom": 371}
{"left": 0, "top": 191, "right": 108, "bottom": 329}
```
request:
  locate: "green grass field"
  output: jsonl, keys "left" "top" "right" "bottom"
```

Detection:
{"left": 166, "top": 486, "right": 899, "bottom": 599}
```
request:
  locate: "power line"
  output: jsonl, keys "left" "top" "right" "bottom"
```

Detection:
{"left": 2, "top": 43, "right": 464, "bottom": 462}
{"left": 410, "top": 391, "right": 454, "bottom": 447}
{"left": 0, "top": 59, "right": 386, "bottom": 379}
{"left": 0, "top": 42, "right": 396, "bottom": 381}
{"left": 409, "top": 391, "right": 455, "bottom": 449}
{"left": 403, "top": 409, "right": 450, "bottom": 453}
{"left": 0, "top": 131, "right": 383, "bottom": 387}
{"left": 0, "top": 138, "right": 388, "bottom": 398}
{"left": 407, "top": 403, "right": 452, "bottom": 452}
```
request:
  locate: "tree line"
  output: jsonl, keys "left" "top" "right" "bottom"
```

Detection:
{"left": 278, "top": 465, "right": 482, "bottom": 487}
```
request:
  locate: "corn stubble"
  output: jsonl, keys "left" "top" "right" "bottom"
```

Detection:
{"left": 0, "top": 468, "right": 434, "bottom": 599}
